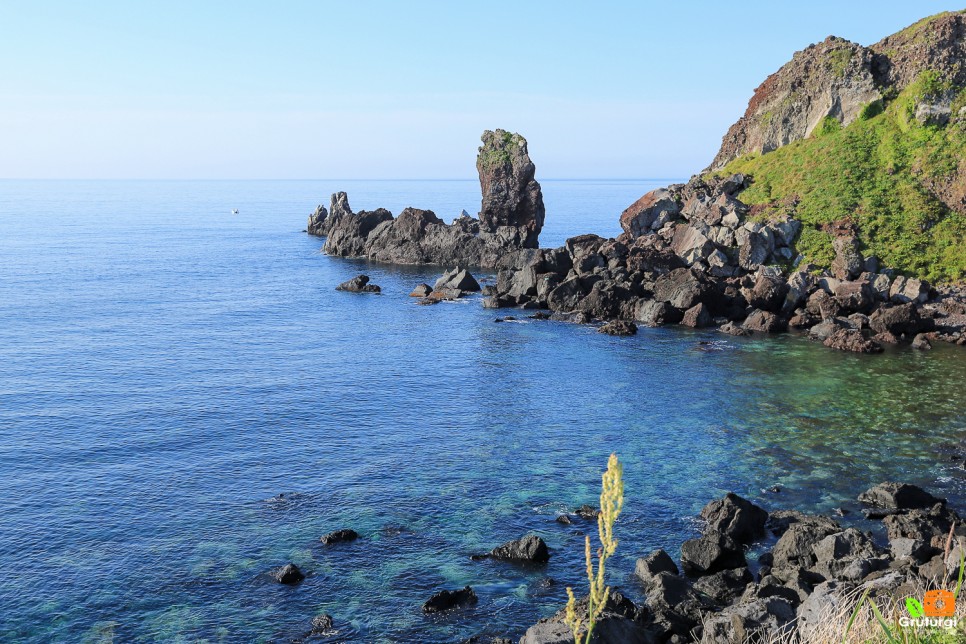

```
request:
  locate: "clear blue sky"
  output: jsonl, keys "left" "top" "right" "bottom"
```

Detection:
{"left": 2, "top": 1, "right": 962, "bottom": 179}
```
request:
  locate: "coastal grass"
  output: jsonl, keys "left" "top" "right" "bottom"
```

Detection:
{"left": 564, "top": 453, "right": 624, "bottom": 644}
{"left": 760, "top": 550, "right": 966, "bottom": 644}
{"left": 710, "top": 72, "right": 966, "bottom": 282}
{"left": 760, "top": 585, "right": 966, "bottom": 643}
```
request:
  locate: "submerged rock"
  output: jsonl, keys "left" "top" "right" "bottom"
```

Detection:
{"left": 270, "top": 563, "right": 304, "bottom": 585}
{"left": 320, "top": 528, "right": 359, "bottom": 545}
{"left": 422, "top": 586, "right": 478, "bottom": 613}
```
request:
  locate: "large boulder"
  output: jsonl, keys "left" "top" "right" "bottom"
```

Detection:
{"left": 771, "top": 515, "right": 842, "bottom": 571}
{"left": 858, "top": 482, "right": 944, "bottom": 510}
{"left": 822, "top": 327, "right": 882, "bottom": 353}
{"left": 869, "top": 303, "right": 922, "bottom": 337}
{"left": 700, "top": 597, "right": 796, "bottom": 643}
{"left": 620, "top": 188, "right": 680, "bottom": 237}
{"left": 635, "top": 549, "right": 679, "bottom": 586}
{"left": 700, "top": 493, "right": 768, "bottom": 545}
{"left": 435, "top": 267, "right": 481, "bottom": 292}
{"left": 653, "top": 268, "right": 709, "bottom": 311}
{"left": 320, "top": 528, "right": 359, "bottom": 545}
{"left": 810, "top": 528, "right": 886, "bottom": 581}
{"left": 477, "top": 129, "right": 545, "bottom": 249}
{"left": 680, "top": 533, "right": 747, "bottom": 576}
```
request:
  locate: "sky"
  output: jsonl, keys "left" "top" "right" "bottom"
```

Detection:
{"left": 1, "top": 1, "right": 963, "bottom": 179}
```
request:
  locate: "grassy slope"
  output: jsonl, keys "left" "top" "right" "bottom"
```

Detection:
{"left": 711, "top": 73, "right": 966, "bottom": 282}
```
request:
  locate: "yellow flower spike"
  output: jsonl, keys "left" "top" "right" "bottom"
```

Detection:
{"left": 563, "top": 454, "right": 624, "bottom": 644}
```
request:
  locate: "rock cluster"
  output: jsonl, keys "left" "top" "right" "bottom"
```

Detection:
{"left": 308, "top": 130, "right": 545, "bottom": 269}
{"left": 520, "top": 483, "right": 963, "bottom": 643}
{"left": 487, "top": 173, "right": 966, "bottom": 352}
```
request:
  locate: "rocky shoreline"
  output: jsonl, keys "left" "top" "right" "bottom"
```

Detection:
{"left": 270, "top": 481, "right": 963, "bottom": 643}
{"left": 308, "top": 129, "right": 966, "bottom": 354}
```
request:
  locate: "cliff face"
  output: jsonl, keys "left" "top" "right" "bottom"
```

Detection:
{"left": 711, "top": 37, "right": 884, "bottom": 170}
{"left": 700, "top": 10, "right": 966, "bottom": 282}
{"left": 710, "top": 11, "right": 966, "bottom": 171}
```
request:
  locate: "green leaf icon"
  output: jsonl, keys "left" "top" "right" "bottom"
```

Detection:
{"left": 906, "top": 597, "right": 925, "bottom": 619}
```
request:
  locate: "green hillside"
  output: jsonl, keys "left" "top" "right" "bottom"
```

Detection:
{"left": 711, "top": 72, "right": 966, "bottom": 282}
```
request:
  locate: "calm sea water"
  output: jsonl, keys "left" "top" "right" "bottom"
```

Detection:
{"left": 1, "top": 179, "right": 964, "bottom": 643}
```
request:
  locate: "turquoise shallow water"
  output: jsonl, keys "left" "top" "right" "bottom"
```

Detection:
{"left": 0, "top": 179, "right": 964, "bottom": 643}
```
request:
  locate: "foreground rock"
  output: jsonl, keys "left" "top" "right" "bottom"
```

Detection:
{"left": 336, "top": 275, "right": 381, "bottom": 293}
{"left": 519, "top": 481, "right": 960, "bottom": 643}
{"left": 519, "top": 591, "right": 650, "bottom": 644}
{"left": 422, "top": 586, "right": 478, "bottom": 613}
{"left": 314, "top": 130, "right": 545, "bottom": 269}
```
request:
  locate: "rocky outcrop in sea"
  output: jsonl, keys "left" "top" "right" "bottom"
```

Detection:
{"left": 308, "top": 129, "right": 545, "bottom": 269}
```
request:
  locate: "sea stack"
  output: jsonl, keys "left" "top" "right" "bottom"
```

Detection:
{"left": 311, "top": 129, "right": 545, "bottom": 269}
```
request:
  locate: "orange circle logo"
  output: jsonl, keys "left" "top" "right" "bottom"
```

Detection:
{"left": 924, "top": 589, "right": 956, "bottom": 618}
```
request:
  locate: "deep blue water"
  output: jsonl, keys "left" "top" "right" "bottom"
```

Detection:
{"left": 1, "top": 179, "right": 965, "bottom": 643}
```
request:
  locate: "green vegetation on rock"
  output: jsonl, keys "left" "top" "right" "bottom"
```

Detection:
{"left": 711, "top": 73, "right": 966, "bottom": 282}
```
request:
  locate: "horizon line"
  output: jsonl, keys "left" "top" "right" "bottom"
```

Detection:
{"left": 0, "top": 177, "right": 689, "bottom": 183}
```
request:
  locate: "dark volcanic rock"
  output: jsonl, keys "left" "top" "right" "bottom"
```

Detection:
{"left": 410, "top": 283, "right": 433, "bottom": 297}
{"left": 682, "top": 302, "right": 713, "bottom": 328}
{"left": 869, "top": 303, "right": 921, "bottom": 337}
{"left": 336, "top": 274, "right": 381, "bottom": 293}
{"left": 519, "top": 591, "right": 650, "bottom": 644}
{"left": 307, "top": 203, "right": 328, "bottom": 236}
{"left": 320, "top": 529, "right": 359, "bottom": 545}
{"left": 422, "top": 586, "right": 478, "bottom": 613}
{"left": 270, "top": 563, "right": 304, "bottom": 585}
{"left": 310, "top": 614, "right": 334, "bottom": 634}
{"left": 858, "top": 482, "right": 944, "bottom": 510}
{"left": 489, "top": 535, "right": 550, "bottom": 563}
{"left": 681, "top": 532, "right": 747, "bottom": 576}
{"left": 700, "top": 493, "right": 768, "bottom": 544}
{"left": 635, "top": 549, "right": 679, "bottom": 585}
{"left": 742, "top": 309, "right": 785, "bottom": 333}
{"left": 319, "top": 130, "right": 544, "bottom": 268}
{"left": 653, "top": 268, "right": 710, "bottom": 310}
{"left": 477, "top": 129, "right": 545, "bottom": 249}
{"left": 598, "top": 320, "right": 638, "bottom": 336}
{"left": 823, "top": 327, "right": 882, "bottom": 353}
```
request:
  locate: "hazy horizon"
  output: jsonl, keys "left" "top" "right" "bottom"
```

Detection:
{"left": 3, "top": 1, "right": 963, "bottom": 180}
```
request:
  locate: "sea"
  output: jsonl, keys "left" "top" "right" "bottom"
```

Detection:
{"left": 1, "top": 179, "right": 964, "bottom": 642}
